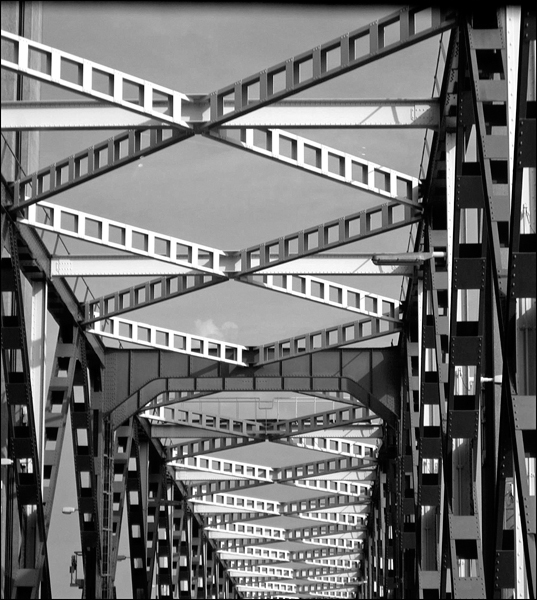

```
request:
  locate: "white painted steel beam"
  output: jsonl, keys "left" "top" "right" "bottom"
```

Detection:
{"left": 283, "top": 436, "right": 380, "bottom": 458}
{"left": 170, "top": 456, "right": 273, "bottom": 482}
{"left": 227, "top": 566, "right": 294, "bottom": 578}
{"left": 1, "top": 98, "right": 440, "bottom": 130}
{"left": 217, "top": 547, "right": 290, "bottom": 561}
{"left": 207, "top": 523, "right": 286, "bottom": 541}
{"left": 49, "top": 253, "right": 416, "bottom": 277}
{"left": 205, "top": 128, "right": 421, "bottom": 207}
{"left": 87, "top": 316, "right": 248, "bottom": 366}
{"left": 143, "top": 405, "right": 263, "bottom": 436}
{"left": 191, "top": 493, "right": 280, "bottom": 514}
{"left": 240, "top": 274, "right": 400, "bottom": 321}
{"left": 51, "top": 255, "right": 193, "bottom": 277}
{"left": 221, "top": 98, "right": 440, "bottom": 128}
{"left": 0, "top": 30, "right": 191, "bottom": 130}
{"left": 22, "top": 201, "right": 226, "bottom": 275}
{"left": 256, "top": 255, "right": 415, "bottom": 276}
{"left": 1, "top": 100, "right": 167, "bottom": 130}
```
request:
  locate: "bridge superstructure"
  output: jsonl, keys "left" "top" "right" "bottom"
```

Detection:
{"left": 1, "top": 3, "right": 535, "bottom": 599}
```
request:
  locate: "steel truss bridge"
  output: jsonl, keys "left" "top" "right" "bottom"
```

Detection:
{"left": 1, "top": 3, "right": 535, "bottom": 599}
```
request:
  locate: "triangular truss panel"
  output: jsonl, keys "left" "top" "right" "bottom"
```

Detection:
{"left": 1, "top": 4, "right": 535, "bottom": 600}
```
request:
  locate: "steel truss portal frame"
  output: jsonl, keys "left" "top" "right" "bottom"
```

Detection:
{"left": 1, "top": 4, "right": 535, "bottom": 600}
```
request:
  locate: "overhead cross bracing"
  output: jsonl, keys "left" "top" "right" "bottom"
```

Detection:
{"left": 1, "top": 3, "right": 535, "bottom": 600}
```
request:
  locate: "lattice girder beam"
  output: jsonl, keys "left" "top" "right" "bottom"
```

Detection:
{"left": 205, "top": 127, "right": 421, "bottom": 207}
{"left": 9, "top": 128, "right": 191, "bottom": 211}
{"left": 249, "top": 315, "right": 402, "bottom": 365}
{"left": 89, "top": 315, "right": 248, "bottom": 366}
{"left": 82, "top": 272, "right": 226, "bottom": 326}
{"left": 0, "top": 30, "right": 192, "bottom": 129}
{"left": 238, "top": 274, "right": 400, "bottom": 322}
{"left": 202, "top": 6, "right": 457, "bottom": 127}
{"left": 143, "top": 405, "right": 264, "bottom": 438}
{"left": 20, "top": 201, "right": 227, "bottom": 276}
{"left": 181, "top": 454, "right": 376, "bottom": 499}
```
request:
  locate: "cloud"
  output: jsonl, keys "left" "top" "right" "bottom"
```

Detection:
{"left": 194, "top": 318, "right": 239, "bottom": 342}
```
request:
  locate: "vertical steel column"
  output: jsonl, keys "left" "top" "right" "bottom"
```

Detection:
{"left": 126, "top": 423, "right": 150, "bottom": 599}
{"left": 70, "top": 338, "right": 102, "bottom": 598}
{"left": 464, "top": 7, "right": 536, "bottom": 598}
{"left": 108, "top": 418, "right": 134, "bottom": 592}
{"left": 156, "top": 473, "right": 172, "bottom": 600}
{"left": 42, "top": 325, "right": 79, "bottom": 532}
{"left": 0, "top": 222, "right": 51, "bottom": 599}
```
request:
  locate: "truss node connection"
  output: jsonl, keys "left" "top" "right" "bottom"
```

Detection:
{"left": 1, "top": 4, "right": 535, "bottom": 600}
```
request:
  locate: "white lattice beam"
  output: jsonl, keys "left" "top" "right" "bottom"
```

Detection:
{"left": 21, "top": 201, "right": 226, "bottom": 276}
{"left": 0, "top": 30, "right": 191, "bottom": 130}
{"left": 87, "top": 316, "right": 247, "bottom": 365}
{"left": 240, "top": 273, "right": 400, "bottom": 320}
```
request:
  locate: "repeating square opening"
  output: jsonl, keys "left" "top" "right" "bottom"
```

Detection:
{"left": 343, "top": 325, "right": 355, "bottom": 341}
{"left": 411, "top": 7, "right": 433, "bottom": 34}
{"left": 294, "top": 56, "right": 313, "bottom": 83}
{"left": 74, "top": 154, "right": 89, "bottom": 178}
{"left": 123, "top": 78, "right": 144, "bottom": 105}
{"left": 380, "top": 18, "right": 400, "bottom": 48}
{"left": 304, "top": 144, "right": 322, "bottom": 169}
{"left": 132, "top": 231, "right": 149, "bottom": 252}
{"left": 137, "top": 326, "right": 151, "bottom": 343}
{"left": 119, "top": 322, "right": 133, "bottom": 338}
{"left": 191, "top": 338, "right": 203, "bottom": 354}
{"left": 305, "top": 230, "right": 319, "bottom": 251}
{"left": 107, "top": 224, "right": 125, "bottom": 246}
{"left": 325, "top": 223, "right": 339, "bottom": 244}
{"left": 374, "top": 169, "right": 390, "bottom": 192}
{"left": 55, "top": 162, "right": 70, "bottom": 185}
{"left": 28, "top": 46, "right": 51, "bottom": 74}
{"left": 2, "top": 37, "right": 18, "bottom": 63}
{"left": 368, "top": 210, "right": 383, "bottom": 231}
{"left": 60, "top": 56, "right": 83, "bottom": 85}
{"left": 243, "top": 80, "right": 260, "bottom": 104}
{"left": 328, "top": 153, "right": 345, "bottom": 177}
{"left": 292, "top": 277, "right": 306, "bottom": 294}
{"left": 346, "top": 216, "right": 361, "bottom": 238}
{"left": 351, "top": 32, "right": 370, "bottom": 61}
{"left": 198, "top": 250, "right": 213, "bottom": 269}
{"left": 85, "top": 218, "right": 102, "bottom": 239}
{"left": 311, "top": 281, "right": 324, "bottom": 299}
{"left": 253, "top": 128, "right": 271, "bottom": 150}
{"left": 352, "top": 161, "right": 368, "bottom": 184}
{"left": 92, "top": 68, "right": 114, "bottom": 96}
{"left": 285, "top": 237, "right": 299, "bottom": 257}
{"left": 329, "top": 286, "right": 343, "bottom": 304}
{"left": 268, "top": 66, "right": 286, "bottom": 95}
{"left": 61, "top": 212, "right": 78, "bottom": 233}
{"left": 152, "top": 89, "right": 171, "bottom": 113}
{"left": 279, "top": 136, "right": 297, "bottom": 160}
{"left": 176, "top": 244, "right": 193, "bottom": 263}
{"left": 320, "top": 43, "right": 341, "bottom": 73}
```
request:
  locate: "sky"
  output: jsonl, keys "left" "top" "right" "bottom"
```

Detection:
{"left": 30, "top": 3, "right": 444, "bottom": 597}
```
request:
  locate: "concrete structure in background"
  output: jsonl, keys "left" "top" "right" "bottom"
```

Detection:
{"left": 1, "top": 2, "right": 535, "bottom": 599}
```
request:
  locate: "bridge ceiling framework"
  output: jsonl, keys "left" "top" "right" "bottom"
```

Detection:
{"left": 1, "top": 3, "right": 535, "bottom": 599}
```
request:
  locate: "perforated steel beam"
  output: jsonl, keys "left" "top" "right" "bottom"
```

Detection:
{"left": 205, "top": 128, "right": 421, "bottom": 207}
{"left": 0, "top": 30, "right": 192, "bottom": 129}
{"left": 202, "top": 6, "right": 457, "bottom": 127}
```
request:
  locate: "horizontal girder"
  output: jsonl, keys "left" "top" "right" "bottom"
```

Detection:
{"left": 1, "top": 97, "right": 440, "bottom": 129}
{"left": 50, "top": 253, "right": 418, "bottom": 277}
